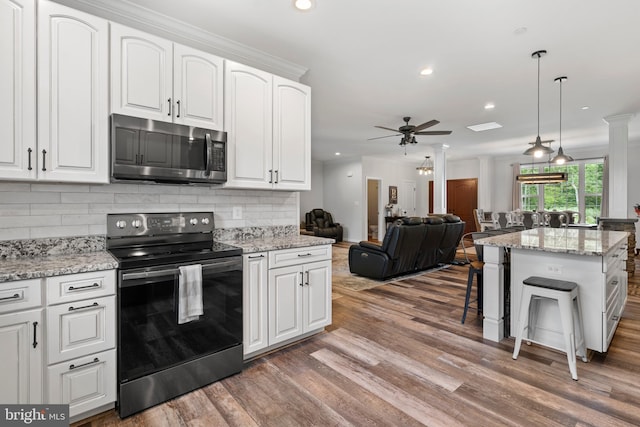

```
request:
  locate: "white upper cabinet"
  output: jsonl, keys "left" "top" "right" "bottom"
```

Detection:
{"left": 273, "top": 76, "right": 311, "bottom": 191}
{"left": 37, "top": 0, "right": 109, "bottom": 183}
{"left": 110, "top": 23, "right": 172, "bottom": 121}
{"left": 224, "top": 61, "right": 273, "bottom": 189}
{"left": 111, "top": 23, "right": 223, "bottom": 129}
{"left": 0, "top": 0, "right": 36, "bottom": 180}
{"left": 173, "top": 44, "right": 223, "bottom": 129}
{"left": 225, "top": 61, "right": 311, "bottom": 190}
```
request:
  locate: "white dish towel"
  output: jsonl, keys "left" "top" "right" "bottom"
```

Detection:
{"left": 178, "top": 264, "right": 203, "bottom": 324}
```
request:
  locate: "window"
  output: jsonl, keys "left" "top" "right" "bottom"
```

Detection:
{"left": 519, "top": 158, "right": 604, "bottom": 224}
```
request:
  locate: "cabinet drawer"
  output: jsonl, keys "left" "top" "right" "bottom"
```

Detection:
{"left": 0, "top": 279, "right": 42, "bottom": 314}
{"left": 603, "top": 244, "right": 626, "bottom": 273}
{"left": 604, "top": 293, "right": 622, "bottom": 350}
{"left": 269, "top": 245, "right": 332, "bottom": 269}
{"left": 47, "top": 295, "right": 116, "bottom": 364}
{"left": 47, "top": 270, "right": 116, "bottom": 305}
{"left": 47, "top": 348, "right": 116, "bottom": 418}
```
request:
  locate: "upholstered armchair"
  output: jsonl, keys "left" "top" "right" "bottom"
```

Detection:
{"left": 305, "top": 208, "right": 343, "bottom": 242}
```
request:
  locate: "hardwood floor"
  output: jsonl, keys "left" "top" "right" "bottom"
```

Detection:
{"left": 76, "top": 242, "right": 640, "bottom": 426}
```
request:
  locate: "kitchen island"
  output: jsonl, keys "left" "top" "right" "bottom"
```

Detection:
{"left": 476, "top": 228, "right": 629, "bottom": 353}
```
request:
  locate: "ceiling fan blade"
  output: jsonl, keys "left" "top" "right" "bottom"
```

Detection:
{"left": 367, "top": 134, "right": 399, "bottom": 141}
{"left": 412, "top": 119, "right": 440, "bottom": 132}
{"left": 374, "top": 126, "right": 401, "bottom": 133}
{"left": 414, "top": 130, "right": 452, "bottom": 135}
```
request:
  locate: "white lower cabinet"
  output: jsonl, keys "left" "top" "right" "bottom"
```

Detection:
{"left": 243, "top": 245, "right": 332, "bottom": 359}
{"left": 47, "top": 348, "right": 116, "bottom": 417}
{"left": 0, "top": 309, "right": 43, "bottom": 404}
{"left": 45, "top": 270, "right": 117, "bottom": 420}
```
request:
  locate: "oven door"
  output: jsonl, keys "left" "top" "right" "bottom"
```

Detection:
{"left": 117, "top": 257, "right": 242, "bottom": 384}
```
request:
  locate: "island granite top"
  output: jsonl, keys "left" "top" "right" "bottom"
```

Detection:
{"left": 475, "top": 228, "right": 629, "bottom": 256}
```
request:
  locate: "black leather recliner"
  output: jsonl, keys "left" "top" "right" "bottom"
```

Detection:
{"left": 305, "top": 208, "right": 343, "bottom": 242}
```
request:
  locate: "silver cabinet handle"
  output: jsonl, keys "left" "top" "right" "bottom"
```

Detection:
{"left": 176, "top": 100, "right": 181, "bottom": 118}
{"left": 269, "top": 169, "right": 273, "bottom": 183}
{"left": 305, "top": 271, "right": 309, "bottom": 286}
{"left": 297, "top": 253, "right": 312, "bottom": 257}
{"left": 41, "top": 149, "right": 47, "bottom": 171}
{"left": 32, "top": 321, "right": 38, "bottom": 349}
{"left": 70, "top": 357, "right": 99, "bottom": 370}
{"left": 168, "top": 98, "right": 172, "bottom": 116}
{"left": 68, "top": 283, "right": 100, "bottom": 291}
{"left": 27, "top": 148, "right": 33, "bottom": 171}
{"left": 248, "top": 254, "right": 265, "bottom": 259}
{"left": 299, "top": 271, "right": 304, "bottom": 286}
{"left": 274, "top": 170, "right": 279, "bottom": 183}
{"left": 0, "top": 293, "right": 21, "bottom": 302}
{"left": 68, "top": 302, "right": 99, "bottom": 311}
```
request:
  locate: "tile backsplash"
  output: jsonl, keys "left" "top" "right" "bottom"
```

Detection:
{"left": 0, "top": 182, "right": 298, "bottom": 240}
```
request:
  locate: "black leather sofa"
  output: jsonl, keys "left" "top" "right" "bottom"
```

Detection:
{"left": 348, "top": 215, "right": 465, "bottom": 280}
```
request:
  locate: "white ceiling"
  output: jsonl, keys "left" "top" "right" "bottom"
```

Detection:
{"left": 122, "top": 0, "right": 640, "bottom": 163}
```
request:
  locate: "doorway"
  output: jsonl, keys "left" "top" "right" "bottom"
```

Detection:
{"left": 367, "top": 178, "right": 381, "bottom": 241}
{"left": 400, "top": 180, "right": 416, "bottom": 216}
{"left": 429, "top": 178, "right": 478, "bottom": 235}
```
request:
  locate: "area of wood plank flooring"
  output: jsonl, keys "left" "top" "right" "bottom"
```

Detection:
{"left": 75, "top": 242, "right": 640, "bottom": 426}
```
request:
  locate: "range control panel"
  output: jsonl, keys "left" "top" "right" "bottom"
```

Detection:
{"left": 107, "top": 212, "right": 214, "bottom": 237}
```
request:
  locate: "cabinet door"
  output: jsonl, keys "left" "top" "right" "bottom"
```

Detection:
{"left": 111, "top": 23, "right": 173, "bottom": 122}
{"left": 0, "top": 309, "right": 43, "bottom": 404}
{"left": 174, "top": 44, "right": 223, "bottom": 129}
{"left": 47, "top": 295, "right": 115, "bottom": 364}
{"left": 243, "top": 253, "right": 268, "bottom": 356}
{"left": 268, "top": 265, "right": 303, "bottom": 345}
{"left": 38, "top": 1, "right": 109, "bottom": 183}
{"left": 303, "top": 260, "right": 332, "bottom": 332}
{"left": 224, "top": 61, "right": 273, "bottom": 189}
{"left": 273, "top": 76, "right": 311, "bottom": 190}
{"left": 0, "top": 0, "right": 36, "bottom": 180}
{"left": 47, "top": 349, "right": 116, "bottom": 418}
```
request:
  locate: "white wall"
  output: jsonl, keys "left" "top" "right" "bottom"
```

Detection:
{"left": 299, "top": 159, "right": 324, "bottom": 224}
{"left": 0, "top": 182, "right": 298, "bottom": 240}
{"left": 323, "top": 159, "right": 362, "bottom": 242}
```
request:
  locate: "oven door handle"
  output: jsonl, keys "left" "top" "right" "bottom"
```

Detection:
{"left": 121, "top": 259, "right": 241, "bottom": 282}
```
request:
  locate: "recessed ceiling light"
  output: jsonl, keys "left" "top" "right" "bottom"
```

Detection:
{"left": 581, "top": 106, "right": 590, "bottom": 110}
{"left": 420, "top": 68, "right": 433, "bottom": 76}
{"left": 466, "top": 122, "right": 503, "bottom": 132}
{"left": 484, "top": 103, "right": 495, "bottom": 110}
{"left": 514, "top": 27, "right": 527, "bottom": 35}
{"left": 294, "top": 0, "right": 313, "bottom": 11}
{"left": 335, "top": 152, "right": 341, "bottom": 156}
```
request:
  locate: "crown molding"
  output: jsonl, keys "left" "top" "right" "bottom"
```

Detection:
{"left": 51, "top": 0, "right": 308, "bottom": 81}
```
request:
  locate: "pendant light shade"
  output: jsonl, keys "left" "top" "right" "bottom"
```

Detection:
{"left": 523, "top": 50, "right": 554, "bottom": 157}
{"left": 416, "top": 156, "right": 434, "bottom": 175}
{"left": 551, "top": 76, "right": 574, "bottom": 165}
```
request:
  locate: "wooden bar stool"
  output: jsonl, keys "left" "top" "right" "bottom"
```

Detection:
{"left": 512, "top": 276, "right": 588, "bottom": 380}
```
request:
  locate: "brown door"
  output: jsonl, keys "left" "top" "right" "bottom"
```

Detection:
{"left": 429, "top": 178, "right": 478, "bottom": 235}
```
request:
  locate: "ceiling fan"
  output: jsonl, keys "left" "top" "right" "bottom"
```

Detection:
{"left": 370, "top": 116, "right": 452, "bottom": 146}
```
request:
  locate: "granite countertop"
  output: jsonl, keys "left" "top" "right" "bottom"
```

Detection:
{"left": 475, "top": 228, "right": 629, "bottom": 256}
{"left": 222, "top": 234, "right": 335, "bottom": 253}
{"left": 0, "top": 251, "right": 118, "bottom": 283}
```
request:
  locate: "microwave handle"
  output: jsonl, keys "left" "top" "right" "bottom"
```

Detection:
{"left": 204, "top": 133, "right": 213, "bottom": 176}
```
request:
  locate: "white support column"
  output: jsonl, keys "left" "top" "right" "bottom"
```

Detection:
{"left": 603, "top": 114, "right": 634, "bottom": 218}
{"left": 432, "top": 144, "right": 448, "bottom": 214}
{"left": 483, "top": 245, "right": 505, "bottom": 342}
{"left": 477, "top": 156, "right": 492, "bottom": 211}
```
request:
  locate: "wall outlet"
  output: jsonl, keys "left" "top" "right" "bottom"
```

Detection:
{"left": 232, "top": 206, "right": 242, "bottom": 220}
{"left": 546, "top": 264, "right": 562, "bottom": 274}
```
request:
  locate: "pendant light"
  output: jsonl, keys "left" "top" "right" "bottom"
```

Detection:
{"left": 416, "top": 156, "right": 434, "bottom": 175}
{"left": 551, "top": 76, "right": 573, "bottom": 164}
{"left": 523, "top": 50, "right": 555, "bottom": 158}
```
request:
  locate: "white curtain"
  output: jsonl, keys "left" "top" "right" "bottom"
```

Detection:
{"left": 512, "top": 163, "right": 521, "bottom": 210}
{"left": 601, "top": 155, "right": 609, "bottom": 217}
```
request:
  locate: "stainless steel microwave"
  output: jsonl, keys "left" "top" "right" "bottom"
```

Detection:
{"left": 111, "top": 114, "right": 227, "bottom": 184}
